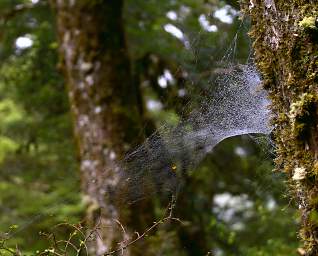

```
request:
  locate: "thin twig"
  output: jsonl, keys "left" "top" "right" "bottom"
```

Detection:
{"left": 104, "top": 196, "right": 181, "bottom": 255}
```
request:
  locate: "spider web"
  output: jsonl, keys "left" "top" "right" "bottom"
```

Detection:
{"left": 116, "top": 61, "right": 272, "bottom": 204}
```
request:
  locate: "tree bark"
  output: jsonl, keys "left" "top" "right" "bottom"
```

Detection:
{"left": 241, "top": 1, "right": 318, "bottom": 254}
{"left": 50, "top": 0, "right": 150, "bottom": 255}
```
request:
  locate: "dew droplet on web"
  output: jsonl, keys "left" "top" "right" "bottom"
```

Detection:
{"left": 115, "top": 63, "right": 272, "bottom": 204}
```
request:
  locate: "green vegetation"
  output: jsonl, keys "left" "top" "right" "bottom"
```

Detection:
{"left": 0, "top": 0, "right": 299, "bottom": 255}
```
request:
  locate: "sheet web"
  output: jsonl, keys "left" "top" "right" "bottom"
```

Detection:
{"left": 116, "top": 60, "right": 272, "bottom": 204}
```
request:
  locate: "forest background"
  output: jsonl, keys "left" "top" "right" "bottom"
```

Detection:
{"left": 0, "top": 0, "right": 300, "bottom": 255}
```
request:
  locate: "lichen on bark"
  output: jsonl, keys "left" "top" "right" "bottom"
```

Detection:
{"left": 241, "top": 0, "right": 318, "bottom": 254}
{"left": 50, "top": 0, "right": 153, "bottom": 255}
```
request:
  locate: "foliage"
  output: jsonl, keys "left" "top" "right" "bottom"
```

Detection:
{"left": 0, "top": 0, "right": 82, "bottom": 253}
{"left": 0, "top": 0, "right": 299, "bottom": 255}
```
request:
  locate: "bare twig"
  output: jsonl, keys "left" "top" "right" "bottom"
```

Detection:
{"left": 35, "top": 196, "right": 181, "bottom": 256}
{"left": 104, "top": 196, "right": 182, "bottom": 255}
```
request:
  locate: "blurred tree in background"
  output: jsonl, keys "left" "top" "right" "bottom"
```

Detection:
{"left": 51, "top": 1, "right": 154, "bottom": 255}
{"left": 0, "top": 0, "right": 299, "bottom": 255}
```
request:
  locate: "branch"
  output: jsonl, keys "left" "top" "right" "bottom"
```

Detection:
{"left": 0, "top": 1, "right": 46, "bottom": 24}
{"left": 104, "top": 196, "right": 182, "bottom": 255}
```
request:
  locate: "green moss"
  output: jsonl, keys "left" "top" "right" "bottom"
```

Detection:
{"left": 241, "top": 0, "right": 318, "bottom": 253}
{"left": 313, "top": 161, "right": 318, "bottom": 175}
{"left": 289, "top": 93, "right": 318, "bottom": 139}
{"left": 299, "top": 16, "right": 317, "bottom": 30}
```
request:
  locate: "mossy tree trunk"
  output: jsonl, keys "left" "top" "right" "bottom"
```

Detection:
{"left": 50, "top": 0, "right": 151, "bottom": 255}
{"left": 241, "top": 1, "right": 318, "bottom": 254}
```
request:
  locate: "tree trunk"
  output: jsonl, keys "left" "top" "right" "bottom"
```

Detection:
{"left": 241, "top": 1, "right": 318, "bottom": 254}
{"left": 50, "top": 1, "right": 150, "bottom": 255}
